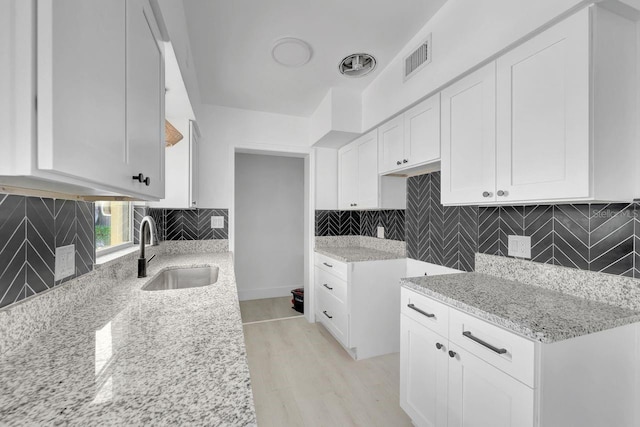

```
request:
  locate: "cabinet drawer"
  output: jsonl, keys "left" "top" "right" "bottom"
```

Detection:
{"left": 401, "top": 287, "right": 449, "bottom": 338}
{"left": 315, "top": 253, "right": 348, "bottom": 281}
{"left": 448, "top": 308, "right": 536, "bottom": 388}
{"left": 316, "top": 287, "right": 349, "bottom": 347}
{"left": 315, "top": 267, "right": 347, "bottom": 305}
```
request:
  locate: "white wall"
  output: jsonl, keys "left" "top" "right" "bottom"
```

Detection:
{"left": 197, "top": 104, "right": 310, "bottom": 208}
{"left": 361, "top": 0, "right": 585, "bottom": 130}
{"left": 234, "top": 153, "right": 305, "bottom": 300}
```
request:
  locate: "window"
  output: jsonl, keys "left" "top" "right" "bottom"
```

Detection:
{"left": 95, "top": 202, "right": 133, "bottom": 253}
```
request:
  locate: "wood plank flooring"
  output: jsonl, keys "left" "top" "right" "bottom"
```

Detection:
{"left": 240, "top": 296, "right": 303, "bottom": 323}
{"left": 243, "top": 316, "right": 412, "bottom": 427}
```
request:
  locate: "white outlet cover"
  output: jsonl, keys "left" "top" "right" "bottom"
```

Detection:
{"left": 211, "top": 216, "right": 224, "bottom": 229}
{"left": 508, "top": 235, "right": 531, "bottom": 259}
{"left": 55, "top": 244, "right": 75, "bottom": 280}
{"left": 377, "top": 226, "right": 385, "bottom": 239}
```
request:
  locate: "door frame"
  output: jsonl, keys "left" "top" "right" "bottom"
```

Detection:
{"left": 229, "top": 143, "right": 316, "bottom": 323}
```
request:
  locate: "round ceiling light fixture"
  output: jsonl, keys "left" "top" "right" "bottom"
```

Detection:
{"left": 271, "top": 37, "right": 313, "bottom": 68}
{"left": 338, "top": 53, "right": 377, "bottom": 78}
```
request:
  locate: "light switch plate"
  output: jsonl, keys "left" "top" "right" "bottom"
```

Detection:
{"left": 377, "top": 226, "right": 385, "bottom": 239}
{"left": 211, "top": 216, "right": 224, "bottom": 229}
{"left": 508, "top": 235, "right": 531, "bottom": 258}
{"left": 55, "top": 244, "right": 75, "bottom": 280}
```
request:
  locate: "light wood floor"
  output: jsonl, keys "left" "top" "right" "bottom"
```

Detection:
{"left": 243, "top": 316, "right": 413, "bottom": 427}
{"left": 240, "top": 296, "right": 303, "bottom": 323}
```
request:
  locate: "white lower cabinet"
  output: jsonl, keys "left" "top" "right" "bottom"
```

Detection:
{"left": 314, "top": 254, "right": 406, "bottom": 360}
{"left": 400, "top": 287, "right": 640, "bottom": 427}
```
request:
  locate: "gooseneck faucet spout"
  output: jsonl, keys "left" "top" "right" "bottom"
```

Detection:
{"left": 138, "top": 216, "right": 159, "bottom": 278}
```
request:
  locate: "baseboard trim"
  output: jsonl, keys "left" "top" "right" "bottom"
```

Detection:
{"left": 237, "top": 285, "right": 302, "bottom": 301}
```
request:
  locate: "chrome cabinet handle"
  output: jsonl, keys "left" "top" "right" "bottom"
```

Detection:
{"left": 323, "top": 284, "right": 333, "bottom": 291}
{"left": 482, "top": 191, "right": 493, "bottom": 198}
{"left": 497, "top": 190, "right": 507, "bottom": 197}
{"left": 435, "top": 342, "right": 443, "bottom": 350}
{"left": 323, "top": 310, "right": 333, "bottom": 319}
{"left": 448, "top": 350, "right": 457, "bottom": 358}
{"left": 407, "top": 303, "right": 435, "bottom": 318}
{"left": 323, "top": 262, "right": 333, "bottom": 268}
{"left": 462, "top": 331, "right": 507, "bottom": 354}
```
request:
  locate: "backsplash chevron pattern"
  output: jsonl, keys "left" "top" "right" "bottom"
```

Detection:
{"left": 407, "top": 172, "right": 640, "bottom": 277}
{"left": 0, "top": 194, "right": 95, "bottom": 309}
{"left": 134, "top": 207, "right": 229, "bottom": 242}
{"left": 315, "top": 209, "right": 404, "bottom": 240}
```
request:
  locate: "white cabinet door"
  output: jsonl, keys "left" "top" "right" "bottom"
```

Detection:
{"left": 339, "top": 144, "right": 358, "bottom": 210}
{"left": 36, "top": 0, "right": 131, "bottom": 191}
{"left": 496, "top": 9, "right": 590, "bottom": 203}
{"left": 405, "top": 94, "right": 441, "bottom": 168}
{"left": 400, "top": 315, "right": 448, "bottom": 427}
{"left": 357, "top": 131, "right": 379, "bottom": 209}
{"left": 447, "top": 343, "right": 535, "bottom": 427}
{"left": 189, "top": 121, "right": 200, "bottom": 208}
{"left": 378, "top": 115, "right": 405, "bottom": 174}
{"left": 126, "top": 0, "right": 164, "bottom": 199}
{"left": 441, "top": 63, "right": 497, "bottom": 205}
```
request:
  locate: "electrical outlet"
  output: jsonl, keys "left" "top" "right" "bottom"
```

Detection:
{"left": 508, "top": 235, "right": 531, "bottom": 259}
{"left": 211, "top": 216, "right": 224, "bottom": 229}
{"left": 377, "top": 226, "right": 385, "bottom": 239}
{"left": 55, "top": 245, "right": 75, "bottom": 280}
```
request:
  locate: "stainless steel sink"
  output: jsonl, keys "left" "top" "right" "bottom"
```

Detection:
{"left": 142, "top": 267, "right": 219, "bottom": 291}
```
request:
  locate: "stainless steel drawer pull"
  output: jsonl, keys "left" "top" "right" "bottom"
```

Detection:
{"left": 323, "top": 284, "right": 333, "bottom": 291}
{"left": 323, "top": 262, "right": 333, "bottom": 268}
{"left": 407, "top": 303, "right": 435, "bottom": 318}
{"left": 462, "top": 331, "right": 507, "bottom": 354}
{"left": 323, "top": 310, "right": 333, "bottom": 319}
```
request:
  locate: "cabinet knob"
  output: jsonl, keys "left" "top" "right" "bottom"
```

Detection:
{"left": 482, "top": 191, "right": 493, "bottom": 198}
{"left": 396, "top": 161, "right": 402, "bottom": 165}
{"left": 353, "top": 203, "right": 357, "bottom": 207}
{"left": 448, "top": 350, "right": 457, "bottom": 358}
{"left": 192, "top": 201, "right": 196, "bottom": 205}
{"left": 403, "top": 159, "right": 408, "bottom": 163}
{"left": 143, "top": 177, "right": 151, "bottom": 186}
{"left": 497, "top": 190, "right": 507, "bottom": 197}
{"left": 435, "top": 343, "right": 443, "bottom": 350}
{"left": 132, "top": 173, "right": 145, "bottom": 183}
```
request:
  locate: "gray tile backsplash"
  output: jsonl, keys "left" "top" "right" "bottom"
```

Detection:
{"left": 134, "top": 207, "right": 229, "bottom": 242}
{"left": 0, "top": 194, "right": 95, "bottom": 309}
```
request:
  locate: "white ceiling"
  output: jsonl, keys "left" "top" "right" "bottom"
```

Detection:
{"left": 183, "top": 0, "right": 447, "bottom": 117}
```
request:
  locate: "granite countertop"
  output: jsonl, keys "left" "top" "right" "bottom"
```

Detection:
{"left": 0, "top": 252, "right": 256, "bottom": 426}
{"left": 315, "top": 246, "right": 405, "bottom": 263}
{"left": 401, "top": 273, "right": 640, "bottom": 343}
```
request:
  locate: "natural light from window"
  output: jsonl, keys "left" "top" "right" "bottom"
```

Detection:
{"left": 95, "top": 202, "right": 132, "bottom": 252}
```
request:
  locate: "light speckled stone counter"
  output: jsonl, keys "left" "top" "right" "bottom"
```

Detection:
{"left": 316, "top": 246, "right": 405, "bottom": 263}
{"left": 401, "top": 273, "right": 640, "bottom": 343}
{"left": 0, "top": 251, "right": 256, "bottom": 426}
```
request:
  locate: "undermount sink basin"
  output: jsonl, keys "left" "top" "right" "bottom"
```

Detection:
{"left": 142, "top": 267, "right": 219, "bottom": 291}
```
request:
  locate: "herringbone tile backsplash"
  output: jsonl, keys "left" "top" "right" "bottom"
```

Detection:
{"left": 134, "top": 207, "right": 228, "bottom": 242}
{"left": 0, "top": 194, "right": 95, "bottom": 309}
{"left": 316, "top": 171, "right": 640, "bottom": 277}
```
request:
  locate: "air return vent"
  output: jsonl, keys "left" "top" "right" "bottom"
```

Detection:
{"left": 404, "top": 34, "right": 432, "bottom": 81}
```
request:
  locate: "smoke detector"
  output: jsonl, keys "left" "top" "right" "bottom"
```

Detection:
{"left": 338, "top": 53, "right": 377, "bottom": 78}
{"left": 271, "top": 38, "right": 312, "bottom": 68}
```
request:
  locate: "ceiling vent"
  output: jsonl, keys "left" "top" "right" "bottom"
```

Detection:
{"left": 338, "top": 53, "right": 377, "bottom": 78}
{"left": 404, "top": 34, "right": 432, "bottom": 81}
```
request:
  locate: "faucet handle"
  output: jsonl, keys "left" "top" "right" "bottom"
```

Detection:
{"left": 148, "top": 254, "right": 156, "bottom": 264}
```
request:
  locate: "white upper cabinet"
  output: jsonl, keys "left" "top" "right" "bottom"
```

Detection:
{"left": 379, "top": 94, "right": 440, "bottom": 175}
{"left": 126, "top": 0, "right": 165, "bottom": 199}
{"left": 378, "top": 115, "right": 405, "bottom": 173}
{"left": 36, "top": 0, "right": 131, "bottom": 192}
{"left": 339, "top": 130, "right": 406, "bottom": 211}
{"left": 441, "top": 63, "right": 496, "bottom": 205}
{"left": 441, "top": 6, "right": 637, "bottom": 206}
{"left": 0, "top": 0, "right": 165, "bottom": 201}
{"left": 148, "top": 120, "right": 199, "bottom": 209}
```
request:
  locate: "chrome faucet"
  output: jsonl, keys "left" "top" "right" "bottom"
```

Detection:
{"left": 138, "top": 216, "right": 159, "bottom": 278}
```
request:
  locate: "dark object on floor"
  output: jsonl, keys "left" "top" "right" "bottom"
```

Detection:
{"left": 291, "top": 288, "right": 304, "bottom": 314}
